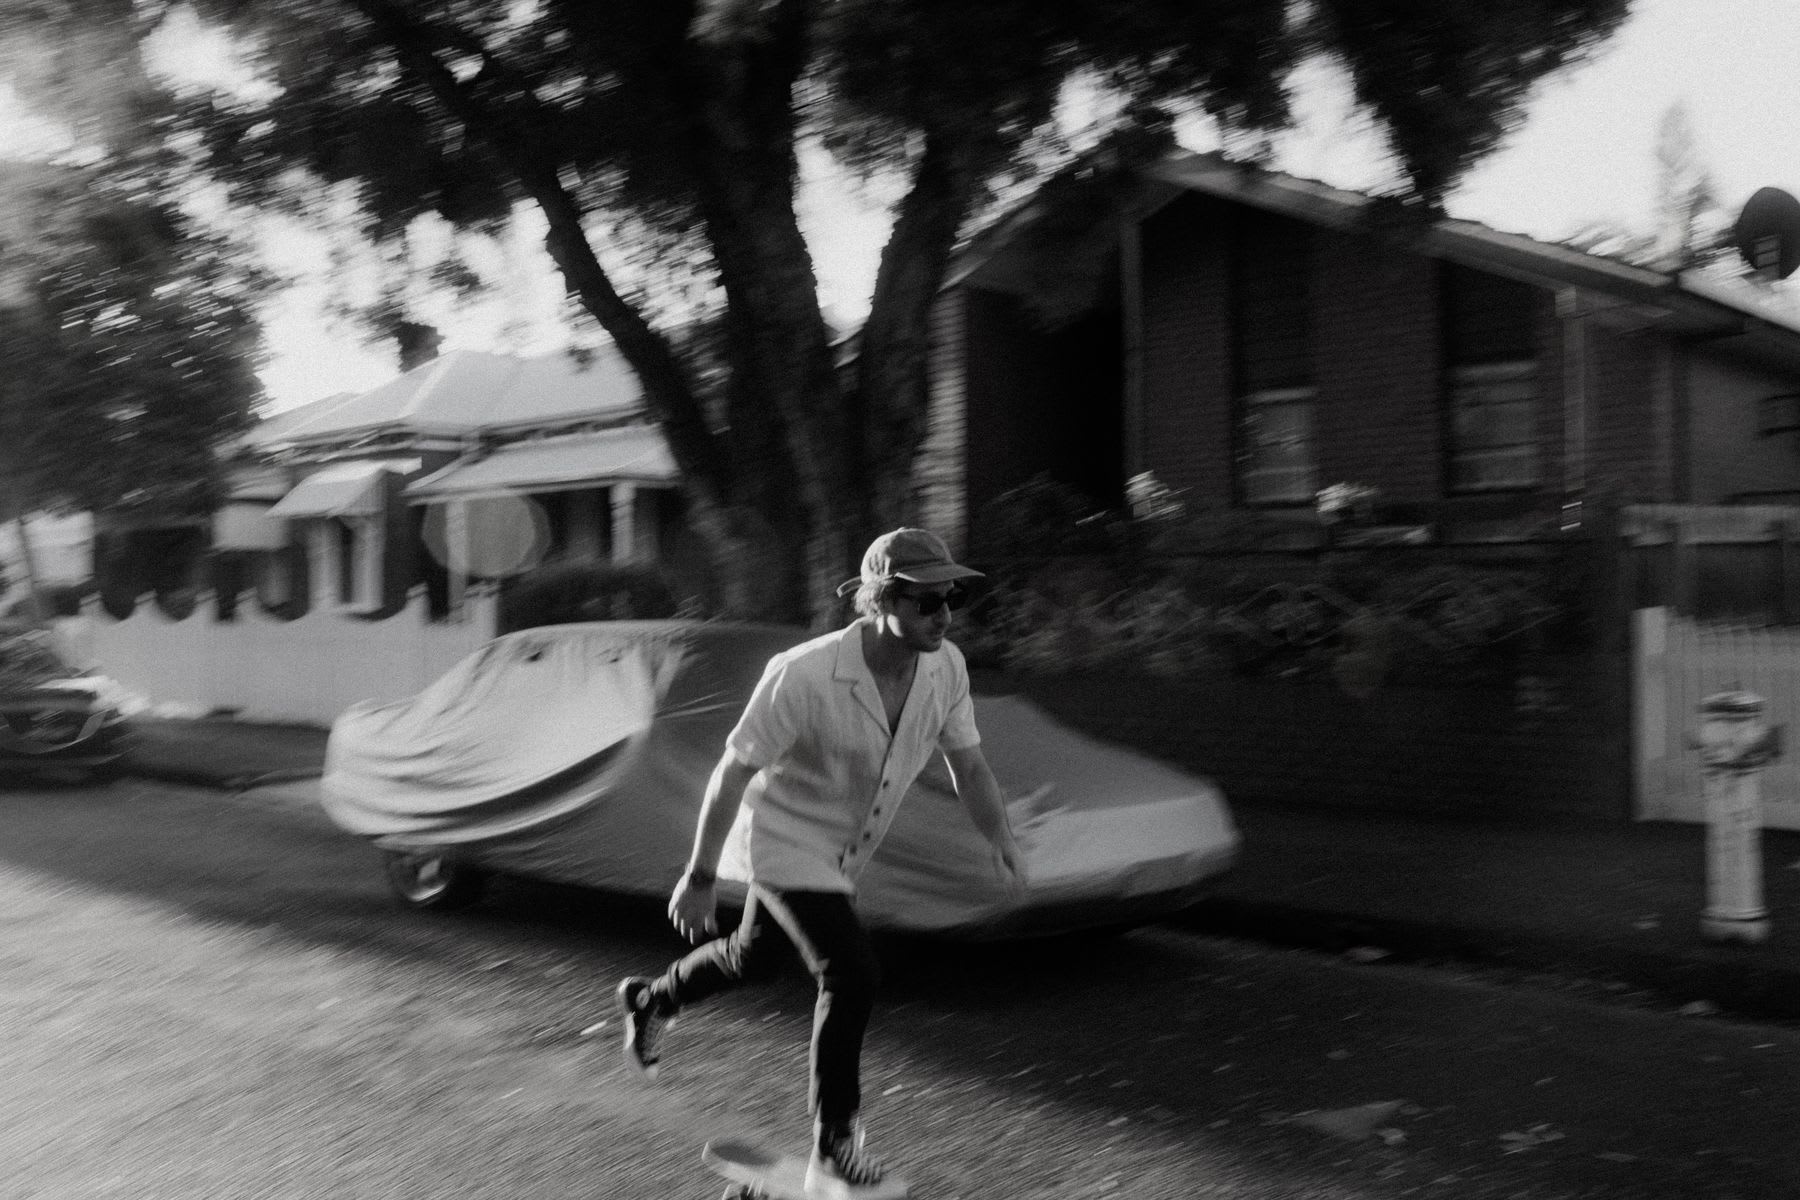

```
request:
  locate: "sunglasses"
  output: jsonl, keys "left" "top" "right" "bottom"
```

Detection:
{"left": 897, "top": 585, "right": 969, "bottom": 616}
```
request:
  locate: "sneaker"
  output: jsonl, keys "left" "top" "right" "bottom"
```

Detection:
{"left": 804, "top": 1120, "right": 907, "bottom": 1200}
{"left": 617, "top": 976, "right": 670, "bottom": 1079}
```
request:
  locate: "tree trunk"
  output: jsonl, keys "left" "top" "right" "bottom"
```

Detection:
{"left": 9, "top": 512, "right": 45, "bottom": 628}
{"left": 856, "top": 133, "right": 986, "bottom": 533}
{"left": 684, "top": 11, "right": 860, "bottom": 620}
{"left": 354, "top": 0, "right": 807, "bottom": 620}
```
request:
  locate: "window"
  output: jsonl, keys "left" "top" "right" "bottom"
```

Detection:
{"left": 1233, "top": 216, "right": 1315, "bottom": 504}
{"left": 1239, "top": 386, "right": 1319, "bottom": 504}
{"left": 1443, "top": 265, "right": 1541, "bottom": 491}
{"left": 1447, "top": 362, "right": 1540, "bottom": 491}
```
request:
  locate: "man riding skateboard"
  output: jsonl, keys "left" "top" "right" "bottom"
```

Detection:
{"left": 617, "top": 527, "right": 1026, "bottom": 1200}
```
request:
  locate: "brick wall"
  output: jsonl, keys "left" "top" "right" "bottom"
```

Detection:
{"left": 1139, "top": 195, "right": 1235, "bottom": 504}
{"left": 1132, "top": 194, "right": 1692, "bottom": 516}
{"left": 1684, "top": 351, "right": 1800, "bottom": 503}
{"left": 916, "top": 290, "right": 970, "bottom": 548}
{"left": 1584, "top": 323, "right": 1664, "bottom": 501}
{"left": 1312, "top": 231, "right": 1443, "bottom": 499}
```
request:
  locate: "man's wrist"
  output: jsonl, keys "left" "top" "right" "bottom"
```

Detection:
{"left": 684, "top": 864, "right": 717, "bottom": 886}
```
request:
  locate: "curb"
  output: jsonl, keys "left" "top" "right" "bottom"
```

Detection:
{"left": 1178, "top": 896, "right": 1800, "bottom": 1026}
{"left": 123, "top": 764, "right": 324, "bottom": 792}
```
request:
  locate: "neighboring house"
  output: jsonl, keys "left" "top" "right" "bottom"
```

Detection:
{"left": 83, "top": 344, "right": 696, "bottom": 723}
{"left": 918, "top": 150, "right": 1800, "bottom": 552}
{"left": 211, "top": 346, "right": 687, "bottom": 619}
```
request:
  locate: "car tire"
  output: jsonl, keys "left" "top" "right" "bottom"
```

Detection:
{"left": 381, "top": 850, "right": 487, "bottom": 911}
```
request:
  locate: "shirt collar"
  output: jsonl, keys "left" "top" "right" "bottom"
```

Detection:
{"left": 833, "top": 618, "right": 937, "bottom": 730}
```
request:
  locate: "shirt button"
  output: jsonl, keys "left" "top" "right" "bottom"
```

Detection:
{"left": 862, "top": 832, "right": 872, "bottom": 841}
{"left": 872, "top": 807, "right": 882, "bottom": 816}
{"left": 881, "top": 781, "right": 890, "bottom": 788}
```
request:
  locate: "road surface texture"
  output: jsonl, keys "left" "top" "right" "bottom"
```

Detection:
{"left": 0, "top": 776, "right": 1793, "bottom": 1199}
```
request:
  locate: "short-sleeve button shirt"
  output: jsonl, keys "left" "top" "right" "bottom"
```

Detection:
{"left": 721, "top": 619, "right": 981, "bottom": 892}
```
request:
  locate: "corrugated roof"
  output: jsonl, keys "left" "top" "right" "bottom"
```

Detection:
{"left": 406, "top": 426, "right": 675, "bottom": 500}
{"left": 250, "top": 347, "right": 645, "bottom": 449}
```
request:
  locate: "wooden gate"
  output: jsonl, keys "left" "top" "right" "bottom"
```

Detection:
{"left": 1634, "top": 606, "right": 1800, "bottom": 827}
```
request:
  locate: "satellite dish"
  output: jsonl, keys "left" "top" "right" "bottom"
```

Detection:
{"left": 1733, "top": 186, "right": 1800, "bottom": 279}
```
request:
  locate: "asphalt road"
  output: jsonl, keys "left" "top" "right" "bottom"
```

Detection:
{"left": 0, "top": 776, "right": 1795, "bottom": 1200}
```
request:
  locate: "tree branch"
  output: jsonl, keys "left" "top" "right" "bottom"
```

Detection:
{"left": 343, "top": 0, "right": 735, "bottom": 515}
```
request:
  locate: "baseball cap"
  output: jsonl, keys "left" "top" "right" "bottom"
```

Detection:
{"left": 835, "top": 528, "right": 985, "bottom": 598}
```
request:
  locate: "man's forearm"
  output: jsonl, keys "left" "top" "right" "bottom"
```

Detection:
{"left": 945, "top": 747, "right": 1016, "bottom": 847}
{"left": 687, "top": 752, "right": 757, "bottom": 878}
{"left": 963, "top": 774, "right": 1015, "bottom": 846}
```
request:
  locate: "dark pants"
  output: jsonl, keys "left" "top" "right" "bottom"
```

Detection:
{"left": 652, "top": 885, "right": 879, "bottom": 1132}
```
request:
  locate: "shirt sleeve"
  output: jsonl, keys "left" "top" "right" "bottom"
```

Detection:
{"left": 937, "top": 643, "right": 981, "bottom": 752}
{"left": 727, "top": 652, "right": 802, "bottom": 769}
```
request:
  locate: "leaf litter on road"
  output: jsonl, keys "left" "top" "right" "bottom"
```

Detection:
{"left": 1283, "top": 1099, "right": 1408, "bottom": 1140}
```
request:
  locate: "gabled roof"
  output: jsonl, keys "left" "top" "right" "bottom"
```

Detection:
{"left": 249, "top": 346, "right": 646, "bottom": 451}
{"left": 955, "top": 150, "right": 1800, "bottom": 355}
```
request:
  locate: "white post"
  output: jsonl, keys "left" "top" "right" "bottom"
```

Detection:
{"left": 610, "top": 482, "right": 638, "bottom": 563}
{"left": 308, "top": 522, "right": 336, "bottom": 610}
{"left": 1692, "top": 690, "right": 1784, "bottom": 944}
{"left": 446, "top": 499, "right": 471, "bottom": 615}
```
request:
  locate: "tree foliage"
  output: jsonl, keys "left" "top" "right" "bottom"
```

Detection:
{"left": 1563, "top": 101, "right": 1732, "bottom": 272}
{"left": 0, "top": 161, "right": 269, "bottom": 524}
{"left": 3, "top": 0, "right": 1631, "bottom": 621}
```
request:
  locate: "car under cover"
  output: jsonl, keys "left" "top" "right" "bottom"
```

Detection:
{"left": 322, "top": 620, "right": 1238, "bottom": 938}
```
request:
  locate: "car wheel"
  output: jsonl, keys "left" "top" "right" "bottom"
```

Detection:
{"left": 381, "top": 850, "right": 486, "bottom": 911}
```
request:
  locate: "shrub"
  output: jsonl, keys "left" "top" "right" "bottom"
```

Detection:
{"left": 971, "top": 475, "right": 1117, "bottom": 558}
{"left": 498, "top": 561, "right": 685, "bottom": 634}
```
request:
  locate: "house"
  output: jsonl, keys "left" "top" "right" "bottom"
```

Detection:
{"left": 80, "top": 344, "right": 696, "bottom": 724}
{"left": 209, "top": 345, "right": 688, "bottom": 619}
{"left": 914, "top": 151, "right": 1800, "bottom": 824}
{"left": 918, "top": 150, "right": 1800, "bottom": 555}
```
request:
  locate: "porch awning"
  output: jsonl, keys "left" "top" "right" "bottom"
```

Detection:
{"left": 406, "top": 426, "right": 674, "bottom": 501}
{"left": 266, "top": 461, "right": 394, "bottom": 519}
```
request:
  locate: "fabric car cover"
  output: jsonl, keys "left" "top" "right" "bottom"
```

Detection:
{"left": 323, "top": 620, "right": 1238, "bottom": 937}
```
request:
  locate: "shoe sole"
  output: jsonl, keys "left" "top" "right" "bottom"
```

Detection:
{"left": 616, "top": 978, "right": 661, "bottom": 1080}
{"left": 803, "top": 1164, "right": 908, "bottom": 1200}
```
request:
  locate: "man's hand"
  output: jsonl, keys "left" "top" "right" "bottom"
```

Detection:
{"left": 993, "top": 836, "right": 1028, "bottom": 892}
{"left": 668, "top": 871, "right": 719, "bottom": 943}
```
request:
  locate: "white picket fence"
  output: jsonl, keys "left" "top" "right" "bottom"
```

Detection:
{"left": 1634, "top": 606, "right": 1800, "bottom": 827}
{"left": 77, "top": 588, "right": 500, "bottom": 727}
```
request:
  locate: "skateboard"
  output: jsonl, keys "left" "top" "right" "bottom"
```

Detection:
{"left": 700, "top": 1138, "right": 809, "bottom": 1200}
{"left": 701, "top": 1136, "right": 910, "bottom": 1200}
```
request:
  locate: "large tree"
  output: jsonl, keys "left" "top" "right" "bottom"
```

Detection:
{"left": 0, "top": 158, "right": 269, "bottom": 613}
{"left": 4, "top": 0, "right": 1632, "bottom": 621}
